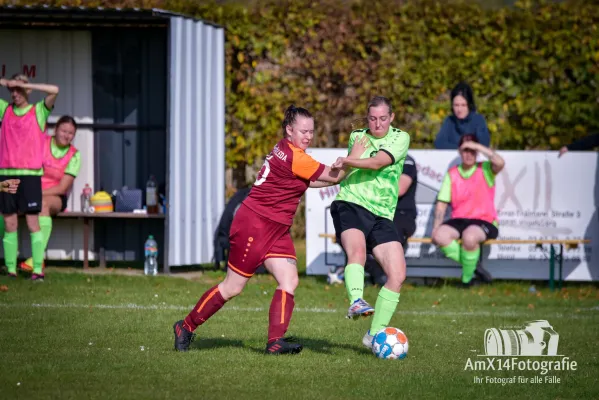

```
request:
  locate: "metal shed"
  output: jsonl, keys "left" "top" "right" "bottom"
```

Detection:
{"left": 0, "top": 5, "right": 226, "bottom": 273}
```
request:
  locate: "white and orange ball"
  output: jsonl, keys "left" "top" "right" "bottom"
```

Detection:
{"left": 372, "top": 327, "right": 408, "bottom": 360}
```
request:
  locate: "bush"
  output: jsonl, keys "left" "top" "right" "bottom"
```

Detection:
{"left": 7, "top": 0, "right": 598, "bottom": 174}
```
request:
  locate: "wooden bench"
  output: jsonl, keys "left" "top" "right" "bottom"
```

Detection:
{"left": 56, "top": 212, "right": 165, "bottom": 269}
{"left": 318, "top": 233, "right": 591, "bottom": 291}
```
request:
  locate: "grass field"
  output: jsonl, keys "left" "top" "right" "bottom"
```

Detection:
{"left": 1, "top": 253, "right": 599, "bottom": 399}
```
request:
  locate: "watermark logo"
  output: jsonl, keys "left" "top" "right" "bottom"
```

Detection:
{"left": 465, "top": 320, "right": 577, "bottom": 385}
{"left": 484, "top": 320, "right": 559, "bottom": 356}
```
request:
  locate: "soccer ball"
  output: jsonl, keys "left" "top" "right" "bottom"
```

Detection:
{"left": 372, "top": 327, "right": 409, "bottom": 360}
{"left": 327, "top": 266, "right": 345, "bottom": 285}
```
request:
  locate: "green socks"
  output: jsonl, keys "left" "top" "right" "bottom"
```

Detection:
{"left": 31, "top": 231, "right": 44, "bottom": 274}
{"left": 440, "top": 240, "right": 461, "bottom": 263}
{"left": 370, "top": 286, "right": 400, "bottom": 335}
{"left": 24, "top": 217, "right": 53, "bottom": 269}
{"left": 3, "top": 231, "right": 18, "bottom": 274}
{"left": 441, "top": 240, "right": 481, "bottom": 284}
{"left": 460, "top": 246, "right": 480, "bottom": 284}
{"left": 0, "top": 216, "right": 4, "bottom": 239}
{"left": 344, "top": 263, "right": 365, "bottom": 303}
{"left": 39, "top": 216, "right": 53, "bottom": 253}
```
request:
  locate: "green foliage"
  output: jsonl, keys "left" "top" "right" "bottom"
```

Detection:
{"left": 5, "top": 0, "right": 598, "bottom": 164}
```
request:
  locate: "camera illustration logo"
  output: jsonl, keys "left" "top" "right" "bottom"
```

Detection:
{"left": 484, "top": 320, "right": 560, "bottom": 356}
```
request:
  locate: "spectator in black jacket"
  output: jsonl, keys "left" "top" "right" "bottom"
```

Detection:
{"left": 559, "top": 133, "right": 599, "bottom": 157}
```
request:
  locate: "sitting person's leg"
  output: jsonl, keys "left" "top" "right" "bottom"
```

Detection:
{"left": 460, "top": 223, "right": 491, "bottom": 285}
{"left": 432, "top": 219, "right": 463, "bottom": 263}
{"left": 21, "top": 195, "right": 63, "bottom": 270}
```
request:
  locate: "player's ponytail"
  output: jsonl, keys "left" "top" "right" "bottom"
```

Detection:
{"left": 282, "top": 104, "right": 313, "bottom": 136}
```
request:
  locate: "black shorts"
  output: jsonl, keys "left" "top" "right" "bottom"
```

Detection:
{"left": 442, "top": 218, "right": 499, "bottom": 240}
{"left": 60, "top": 195, "right": 68, "bottom": 212}
{"left": 393, "top": 211, "right": 416, "bottom": 249}
{"left": 330, "top": 200, "right": 400, "bottom": 253}
{"left": 0, "top": 175, "right": 42, "bottom": 214}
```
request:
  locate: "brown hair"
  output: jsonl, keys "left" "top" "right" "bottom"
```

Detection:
{"left": 282, "top": 105, "right": 312, "bottom": 136}
{"left": 367, "top": 96, "right": 393, "bottom": 115}
{"left": 55, "top": 115, "right": 78, "bottom": 131}
{"left": 459, "top": 134, "right": 479, "bottom": 147}
{"left": 11, "top": 73, "right": 29, "bottom": 83}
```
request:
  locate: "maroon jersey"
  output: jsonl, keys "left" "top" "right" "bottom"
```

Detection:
{"left": 243, "top": 138, "right": 325, "bottom": 225}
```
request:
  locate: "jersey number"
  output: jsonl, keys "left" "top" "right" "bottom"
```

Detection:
{"left": 254, "top": 158, "right": 271, "bottom": 186}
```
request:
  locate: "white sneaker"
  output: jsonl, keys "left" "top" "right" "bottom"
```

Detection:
{"left": 362, "top": 330, "right": 374, "bottom": 349}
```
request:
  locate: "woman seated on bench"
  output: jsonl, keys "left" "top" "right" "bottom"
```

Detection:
{"left": 431, "top": 134, "right": 505, "bottom": 287}
{"left": 20, "top": 115, "right": 81, "bottom": 271}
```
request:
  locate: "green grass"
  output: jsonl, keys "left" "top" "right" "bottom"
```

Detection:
{"left": 1, "top": 268, "right": 598, "bottom": 399}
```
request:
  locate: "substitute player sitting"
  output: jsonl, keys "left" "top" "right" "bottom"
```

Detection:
{"left": 173, "top": 105, "right": 364, "bottom": 354}
{"left": 330, "top": 96, "right": 410, "bottom": 349}
{"left": 431, "top": 134, "right": 505, "bottom": 287}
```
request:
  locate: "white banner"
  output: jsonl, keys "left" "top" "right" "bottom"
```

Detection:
{"left": 305, "top": 149, "right": 599, "bottom": 281}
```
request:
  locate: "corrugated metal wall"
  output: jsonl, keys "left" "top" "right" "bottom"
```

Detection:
{"left": 0, "top": 29, "right": 95, "bottom": 261}
{"left": 167, "top": 18, "right": 225, "bottom": 267}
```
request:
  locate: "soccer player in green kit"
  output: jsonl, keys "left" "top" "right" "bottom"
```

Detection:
{"left": 330, "top": 96, "right": 410, "bottom": 349}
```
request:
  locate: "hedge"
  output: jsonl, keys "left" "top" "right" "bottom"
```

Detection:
{"left": 4, "top": 0, "right": 598, "bottom": 180}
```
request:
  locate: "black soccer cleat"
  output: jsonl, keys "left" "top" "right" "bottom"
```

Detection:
{"left": 173, "top": 320, "right": 196, "bottom": 352}
{"left": 265, "top": 337, "right": 303, "bottom": 355}
{"left": 475, "top": 265, "right": 493, "bottom": 283}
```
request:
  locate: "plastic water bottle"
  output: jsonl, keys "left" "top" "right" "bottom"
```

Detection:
{"left": 144, "top": 235, "right": 158, "bottom": 276}
{"left": 146, "top": 175, "right": 159, "bottom": 214}
{"left": 81, "top": 184, "right": 92, "bottom": 212}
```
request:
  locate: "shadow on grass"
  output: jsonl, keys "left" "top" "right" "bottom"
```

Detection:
{"left": 189, "top": 335, "right": 368, "bottom": 356}
{"left": 191, "top": 337, "right": 245, "bottom": 351}
{"left": 243, "top": 336, "right": 370, "bottom": 356}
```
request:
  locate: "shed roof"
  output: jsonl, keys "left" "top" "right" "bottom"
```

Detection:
{"left": 0, "top": 5, "right": 223, "bottom": 28}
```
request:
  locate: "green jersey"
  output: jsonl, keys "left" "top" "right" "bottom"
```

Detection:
{"left": 335, "top": 126, "right": 411, "bottom": 220}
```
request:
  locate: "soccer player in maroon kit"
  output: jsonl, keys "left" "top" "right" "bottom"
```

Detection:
{"left": 173, "top": 105, "right": 367, "bottom": 354}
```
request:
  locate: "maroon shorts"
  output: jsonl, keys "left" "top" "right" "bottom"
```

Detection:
{"left": 227, "top": 204, "right": 296, "bottom": 278}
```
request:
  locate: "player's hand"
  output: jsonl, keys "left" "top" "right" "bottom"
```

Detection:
{"left": 349, "top": 135, "right": 369, "bottom": 159}
{"left": 0, "top": 179, "right": 20, "bottom": 194}
{"left": 558, "top": 146, "right": 568, "bottom": 158}
{"left": 332, "top": 157, "right": 346, "bottom": 170}
{"left": 0, "top": 78, "right": 8, "bottom": 87}
{"left": 459, "top": 140, "right": 479, "bottom": 152}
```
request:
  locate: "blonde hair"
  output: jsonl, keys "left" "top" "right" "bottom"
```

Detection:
{"left": 11, "top": 73, "right": 29, "bottom": 83}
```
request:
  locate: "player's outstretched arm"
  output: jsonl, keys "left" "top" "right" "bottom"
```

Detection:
{"left": 332, "top": 151, "right": 393, "bottom": 171}
{"left": 309, "top": 165, "right": 349, "bottom": 187}
{"left": 7, "top": 79, "right": 59, "bottom": 109}
{"left": 309, "top": 135, "right": 370, "bottom": 188}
